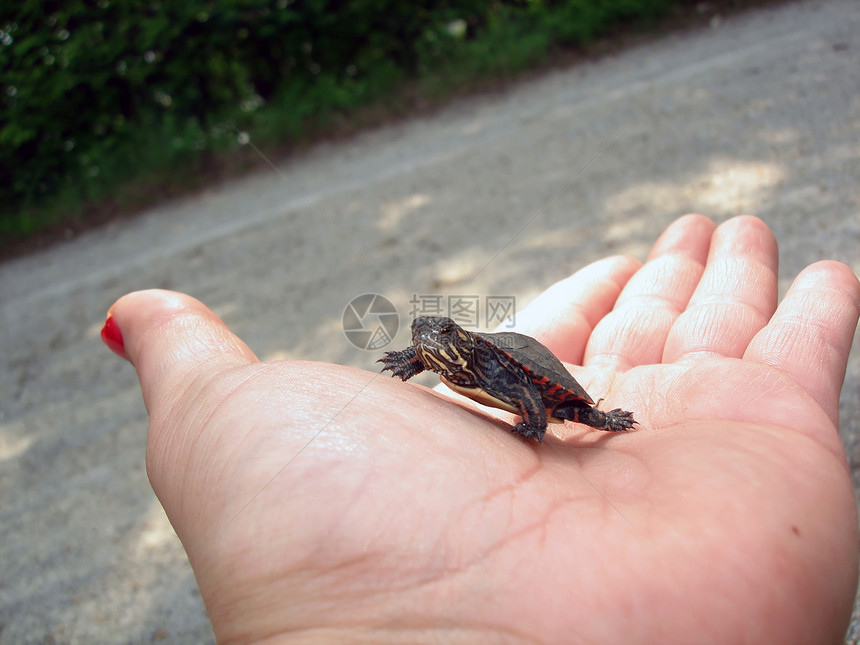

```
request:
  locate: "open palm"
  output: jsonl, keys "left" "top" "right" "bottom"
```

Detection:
{"left": 105, "top": 215, "right": 859, "bottom": 644}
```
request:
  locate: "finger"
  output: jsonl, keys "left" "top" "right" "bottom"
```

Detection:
{"left": 662, "top": 216, "right": 778, "bottom": 362}
{"left": 585, "top": 214, "right": 716, "bottom": 369}
{"left": 102, "top": 289, "right": 258, "bottom": 416}
{"left": 511, "top": 255, "right": 641, "bottom": 364}
{"left": 744, "top": 261, "right": 860, "bottom": 427}
{"left": 645, "top": 212, "right": 716, "bottom": 265}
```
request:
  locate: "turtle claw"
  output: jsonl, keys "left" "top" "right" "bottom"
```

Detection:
{"left": 378, "top": 349, "right": 424, "bottom": 381}
{"left": 602, "top": 408, "right": 637, "bottom": 432}
{"left": 553, "top": 404, "right": 636, "bottom": 432}
{"left": 377, "top": 355, "right": 407, "bottom": 380}
{"left": 512, "top": 422, "right": 546, "bottom": 443}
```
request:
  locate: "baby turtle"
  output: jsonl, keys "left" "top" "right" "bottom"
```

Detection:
{"left": 378, "top": 316, "right": 636, "bottom": 442}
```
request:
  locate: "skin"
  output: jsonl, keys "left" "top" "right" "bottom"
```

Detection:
{"left": 104, "top": 215, "right": 860, "bottom": 644}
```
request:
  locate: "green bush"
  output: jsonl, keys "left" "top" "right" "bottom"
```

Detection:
{"left": 1, "top": 0, "right": 683, "bottom": 240}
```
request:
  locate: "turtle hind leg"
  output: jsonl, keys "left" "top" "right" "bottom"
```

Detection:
{"left": 600, "top": 408, "right": 637, "bottom": 431}
{"left": 555, "top": 404, "right": 637, "bottom": 432}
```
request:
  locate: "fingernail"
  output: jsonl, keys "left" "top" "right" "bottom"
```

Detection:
{"left": 101, "top": 315, "right": 127, "bottom": 360}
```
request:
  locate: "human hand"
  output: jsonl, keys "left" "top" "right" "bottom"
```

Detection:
{"left": 103, "top": 215, "right": 859, "bottom": 644}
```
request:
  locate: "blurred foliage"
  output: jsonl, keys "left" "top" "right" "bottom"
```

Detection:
{"left": 1, "top": 0, "right": 679, "bottom": 239}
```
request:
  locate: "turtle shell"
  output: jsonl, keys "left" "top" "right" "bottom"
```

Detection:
{"left": 441, "top": 330, "right": 594, "bottom": 422}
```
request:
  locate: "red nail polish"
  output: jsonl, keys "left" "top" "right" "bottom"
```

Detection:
{"left": 101, "top": 315, "right": 127, "bottom": 359}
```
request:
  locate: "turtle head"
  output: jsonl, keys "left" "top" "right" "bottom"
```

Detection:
{"left": 410, "top": 316, "right": 474, "bottom": 375}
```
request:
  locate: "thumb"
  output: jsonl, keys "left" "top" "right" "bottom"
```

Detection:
{"left": 100, "top": 290, "right": 260, "bottom": 526}
{"left": 101, "top": 289, "right": 258, "bottom": 416}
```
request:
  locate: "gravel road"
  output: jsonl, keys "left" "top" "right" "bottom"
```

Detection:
{"left": 1, "top": 1, "right": 859, "bottom": 642}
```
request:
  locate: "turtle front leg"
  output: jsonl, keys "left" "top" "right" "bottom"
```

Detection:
{"left": 378, "top": 346, "right": 425, "bottom": 381}
{"left": 555, "top": 404, "right": 636, "bottom": 432}
{"left": 506, "top": 383, "right": 549, "bottom": 442}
